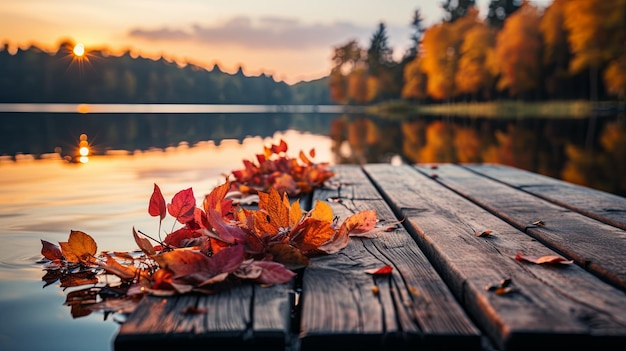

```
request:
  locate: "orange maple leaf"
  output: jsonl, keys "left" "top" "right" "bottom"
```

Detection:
{"left": 60, "top": 230, "right": 98, "bottom": 265}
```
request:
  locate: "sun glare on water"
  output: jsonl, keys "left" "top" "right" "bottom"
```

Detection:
{"left": 73, "top": 43, "right": 85, "bottom": 57}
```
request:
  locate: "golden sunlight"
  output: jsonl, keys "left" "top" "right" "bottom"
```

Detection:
{"left": 73, "top": 43, "right": 85, "bottom": 57}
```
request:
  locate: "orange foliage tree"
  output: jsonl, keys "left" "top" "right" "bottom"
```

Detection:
{"left": 402, "top": 56, "right": 428, "bottom": 100}
{"left": 491, "top": 2, "right": 543, "bottom": 97}
{"left": 455, "top": 19, "right": 496, "bottom": 99}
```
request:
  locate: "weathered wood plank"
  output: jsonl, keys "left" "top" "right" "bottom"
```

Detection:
{"left": 115, "top": 279, "right": 292, "bottom": 350}
{"left": 299, "top": 165, "right": 481, "bottom": 351}
{"left": 364, "top": 163, "right": 626, "bottom": 351}
{"left": 463, "top": 163, "right": 626, "bottom": 230}
{"left": 414, "top": 163, "right": 626, "bottom": 291}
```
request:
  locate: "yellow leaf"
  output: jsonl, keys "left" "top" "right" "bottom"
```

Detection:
{"left": 63, "top": 230, "right": 98, "bottom": 264}
{"left": 60, "top": 241, "right": 79, "bottom": 263}
{"left": 309, "top": 200, "right": 334, "bottom": 222}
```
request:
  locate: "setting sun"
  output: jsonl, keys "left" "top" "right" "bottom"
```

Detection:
{"left": 73, "top": 43, "right": 85, "bottom": 57}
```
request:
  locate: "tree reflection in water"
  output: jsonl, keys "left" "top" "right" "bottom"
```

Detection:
{"left": 330, "top": 114, "right": 626, "bottom": 197}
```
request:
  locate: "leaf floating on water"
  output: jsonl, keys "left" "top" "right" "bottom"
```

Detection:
{"left": 41, "top": 239, "right": 64, "bottom": 261}
{"left": 515, "top": 252, "right": 574, "bottom": 265}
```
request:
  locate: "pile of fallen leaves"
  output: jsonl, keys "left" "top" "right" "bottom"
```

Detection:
{"left": 39, "top": 178, "right": 379, "bottom": 317}
{"left": 229, "top": 139, "right": 335, "bottom": 197}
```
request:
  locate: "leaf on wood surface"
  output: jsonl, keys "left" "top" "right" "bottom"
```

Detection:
{"left": 248, "top": 260, "right": 297, "bottom": 284}
{"left": 515, "top": 252, "right": 574, "bottom": 265}
{"left": 230, "top": 139, "right": 335, "bottom": 196}
{"left": 267, "top": 242, "right": 309, "bottom": 270}
{"left": 148, "top": 183, "right": 166, "bottom": 220}
{"left": 343, "top": 210, "right": 378, "bottom": 237}
{"left": 365, "top": 265, "right": 393, "bottom": 275}
{"left": 475, "top": 230, "right": 493, "bottom": 237}
{"left": 181, "top": 306, "right": 208, "bottom": 315}
{"left": 485, "top": 278, "right": 517, "bottom": 295}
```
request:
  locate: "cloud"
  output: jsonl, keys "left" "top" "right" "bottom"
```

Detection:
{"left": 128, "top": 16, "right": 383, "bottom": 50}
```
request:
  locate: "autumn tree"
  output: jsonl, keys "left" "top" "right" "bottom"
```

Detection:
{"left": 420, "top": 23, "right": 455, "bottom": 100}
{"left": 455, "top": 19, "right": 496, "bottom": 100}
{"left": 604, "top": 56, "right": 626, "bottom": 99}
{"left": 402, "top": 56, "right": 428, "bottom": 101}
{"left": 331, "top": 39, "right": 363, "bottom": 75}
{"left": 329, "top": 40, "right": 364, "bottom": 103}
{"left": 347, "top": 68, "right": 369, "bottom": 104}
{"left": 490, "top": 2, "right": 543, "bottom": 98}
{"left": 563, "top": 0, "right": 626, "bottom": 100}
{"left": 421, "top": 7, "right": 481, "bottom": 100}
{"left": 329, "top": 70, "right": 348, "bottom": 104}
{"left": 539, "top": 0, "right": 572, "bottom": 99}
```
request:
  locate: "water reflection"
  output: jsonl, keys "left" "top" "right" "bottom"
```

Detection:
{"left": 1, "top": 111, "right": 625, "bottom": 195}
{"left": 331, "top": 114, "right": 626, "bottom": 197}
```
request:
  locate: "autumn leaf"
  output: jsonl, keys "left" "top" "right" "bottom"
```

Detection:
{"left": 167, "top": 188, "right": 196, "bottom": 224}
{"left": 133, "top": 227, "right": 156, "bottom": 256}
{"left": 98, "top": 254, "right": 138, "bottom": 280}
{"left": 203, "top": 180, "right": 232, "bottom": 216}
{"left": 60, "top": 230, "right": 97, "bottom": 265}
{"left": 271, "top": 139, "right": 288, "bottom": 154}
{"left": 365, "top": 265, "right": 393, "bottom": 275}
{"left": 230, "top": 139, "right": 335, "bottom": 196}
{"left": 148, "top": 183, "right": 166, "bottom": 220}
{"left": 233, "top": 258, "right": 297, "bottom": 284}
{"left": 156, "top": 245, "right": 245, "bottom": 288}
{"left": 475, "top": 230, "right": 493, "bottom": 237}
{"left": 206, "top": 208, "right": 246, "bottom": 244}
{"left": 164, "top": 227, "right": 201, "bottom": 248}
{"left": 41, "top": 239, "right": 64, "bottom": 261}
{"left": 267, "top": 242, "right": 309, "bottom": 270}
{"left": 343, "top": 210, "right": 378, "bottom": 237}
{"left": 251, "top": 260, "right": 297, "bottom": 284}
{"left": 515, "top": 252, "right": 574, "bottom": 265}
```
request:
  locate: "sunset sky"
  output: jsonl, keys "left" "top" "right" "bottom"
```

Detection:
{"left": 1, "top": 0, "right": 551, "bottom": 85}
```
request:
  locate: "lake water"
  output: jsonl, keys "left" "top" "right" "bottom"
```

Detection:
{"left": 0, "top": 103, "right": 624, "bottom": 351}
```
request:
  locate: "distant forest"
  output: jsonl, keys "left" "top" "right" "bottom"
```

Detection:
{"left": 329, "top": 0, "right": 626, "bottom": 104}
{"left": 0, "top": 42, "right": 332, "bottom": 105}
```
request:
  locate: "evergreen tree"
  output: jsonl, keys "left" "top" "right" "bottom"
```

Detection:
{"left": 405, "top": 9, "right": 426, "bottom": 61}
{"left": 367, "top": 22, "right": 394, "bottom": 76}
{"left": 487, "top": 0, "right": 522, "bottom": 28}
{"left": 441, "top": 0, "right": 476, "bottom": 22}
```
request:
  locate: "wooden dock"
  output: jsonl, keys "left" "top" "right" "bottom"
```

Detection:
{"left": 114, "top": 163, "right": 626, "bottom": 351}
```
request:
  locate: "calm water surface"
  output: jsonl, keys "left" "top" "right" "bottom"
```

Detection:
{"left": 1, "top": 104, "right": 625, "bottom": 351}
{"left": 0, "top": 128, "right": 334, "bottom": 351}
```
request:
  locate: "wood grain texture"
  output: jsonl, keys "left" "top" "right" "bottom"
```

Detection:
{"left": 463, "top": 163, "right": 626, "bottom": 230}
{"left": 115, "top": 277, "right": 291, "bottom": 350}
{"left": 364, "top": 163, "right": 626, "bottom": 351}
{"left": 414, "top": 163, "right": 626, "bottom": 292}
{"left": 299, "top": 165, "right": 480, "bottom": 351}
